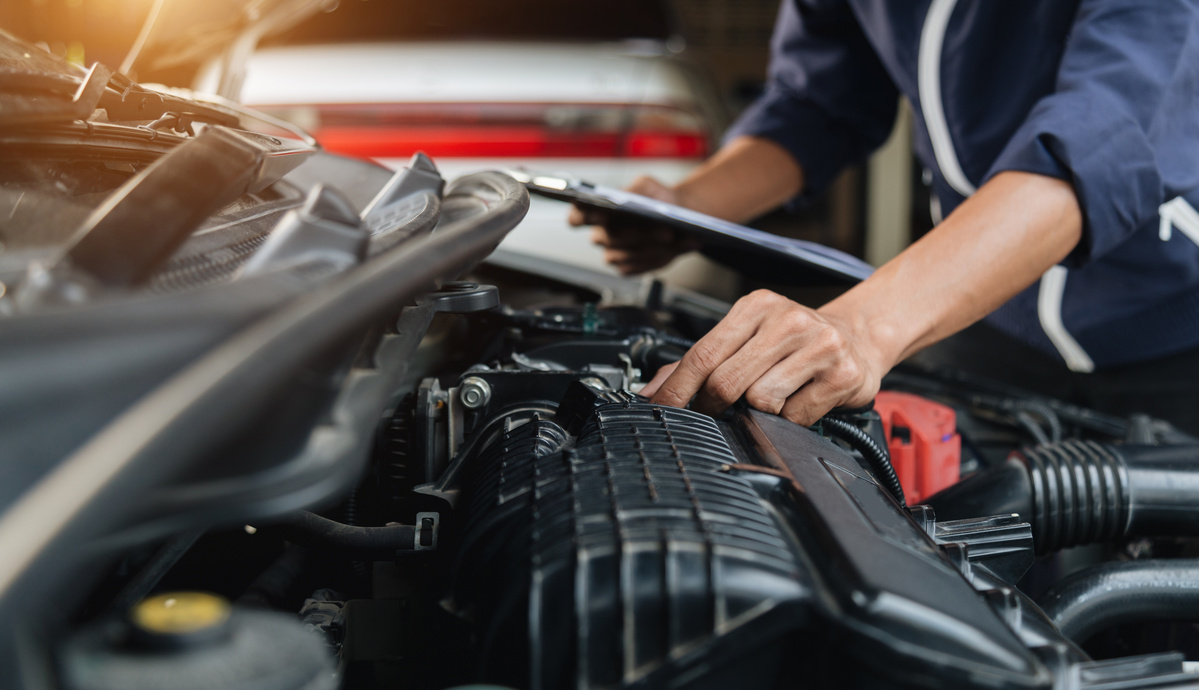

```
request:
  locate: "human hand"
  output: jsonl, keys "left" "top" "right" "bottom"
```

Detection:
{"left": 567, "top": 175, "right": 700, "bottom": 275}
{"left": 639, "top": 290, "right": 885, "bottom": 426}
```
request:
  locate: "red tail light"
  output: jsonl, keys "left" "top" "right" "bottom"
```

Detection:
{"left": 257, "top": 102, "right": 709, "bottom": 159}
{"left": 623, "top": 131, "right": 708, "bottom": 158}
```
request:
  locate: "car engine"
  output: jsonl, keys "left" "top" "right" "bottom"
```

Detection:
{"left": 52, "top": 276, "right": 1199, "bottom": 690}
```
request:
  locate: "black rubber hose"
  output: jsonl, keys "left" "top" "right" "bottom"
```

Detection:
{"left": 928, "top": 440, "right": 1199, "bottom": 555}
{"left": 339, "top": 491, "right": 370, "bottom": 578}
{"left": 1011, "top": 399, "right": 1063, "bottom": 443}
{"left": 635, "top": 342, "right": 688, "bottom": 374}
{"left": 1038, "top": 559, "right": 1199, "bottom": 644}
{"left": 922, "top": 457, "right": 1032, "bottom": 524}
{"left": 1014, "top": 410, "right": 1052, "bottom": 446}
{"left": 274, "top": 512, "right": 417, "bottom": 560}
{"left": 237, "top": 544, "right": 309, "bottom": 608}
{"left": 103, "top": 529, "right": 204, "bottom": 617}
{"left": 822, "top": 415, "right": 906, "bottom": 507}
{"left": 657, "top": 333, "right": 697, "bottom": 349}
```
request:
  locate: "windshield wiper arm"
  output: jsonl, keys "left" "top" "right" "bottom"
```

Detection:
{"left": 98, "top": 73, "right": 240, "bottom": 129}
{"left": 0, "top": 62, "right": 241, "bottom": 131}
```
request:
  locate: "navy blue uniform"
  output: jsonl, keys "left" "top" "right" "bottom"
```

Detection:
{"left": 727, "top": 0, "right": 1199, "bottom": 374}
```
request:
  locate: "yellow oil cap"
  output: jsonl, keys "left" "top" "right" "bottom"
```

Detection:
{"left": 131, "top": 592, "right": 232, "bottom": 637}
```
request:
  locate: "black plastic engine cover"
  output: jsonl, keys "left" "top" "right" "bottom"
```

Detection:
{"left": 452, "top": 400, "right": 811, "bottom": 689}
{"left": 450, "top": 387, "right": 1197, "bottom": 690}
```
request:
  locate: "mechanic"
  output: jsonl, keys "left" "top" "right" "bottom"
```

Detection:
{"left": 571, "top": 1, "right": 1199, "bottom": 432}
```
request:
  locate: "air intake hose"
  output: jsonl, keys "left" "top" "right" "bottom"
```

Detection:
{"left": 926, "top": 440, "right": 1199, "bottom": 554}
{"left": 1038, "top": 559, "right": 1199, "bottom": 644}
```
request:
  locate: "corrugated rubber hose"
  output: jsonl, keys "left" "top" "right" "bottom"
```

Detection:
{"left": 822, "top": 415, "right": 906, "bottom": 507}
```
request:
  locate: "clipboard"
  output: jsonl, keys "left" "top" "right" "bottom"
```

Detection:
{"left": 512, "top": 172, "right": 874, "bottom": 285}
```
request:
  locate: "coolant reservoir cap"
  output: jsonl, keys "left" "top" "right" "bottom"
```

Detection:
{"left": 130, "top": 592, "right": 232, "bottom": 642}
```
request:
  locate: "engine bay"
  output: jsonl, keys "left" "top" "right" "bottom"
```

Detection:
{"left": 50, "top": 271, "right": 1199, "bottom": 690}
{"left": 1, "top": 49, "right": 1196, "bottom": 684}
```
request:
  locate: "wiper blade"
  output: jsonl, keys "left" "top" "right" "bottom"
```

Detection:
{"left": 36, "top": 126, "right": 313, "bottom": 290}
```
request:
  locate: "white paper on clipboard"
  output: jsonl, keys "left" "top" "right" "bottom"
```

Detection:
{"left": 515, "top": 173, "right": 875, "bottom": 284}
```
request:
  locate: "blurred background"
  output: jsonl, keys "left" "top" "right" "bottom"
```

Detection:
{"left": 0, "top": 0, "right": 926, "bottom": 302}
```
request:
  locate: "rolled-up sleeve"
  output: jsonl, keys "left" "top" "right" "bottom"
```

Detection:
{"left": 725, "top": 0, "right": 898, "bottom": 202}
{"left": 984, "top": 0, "right": 1199, "bottom": 264}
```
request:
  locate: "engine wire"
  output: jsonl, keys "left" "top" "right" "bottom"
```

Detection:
{"left": 821, "top": 415, "right": 907, "bottom": 507}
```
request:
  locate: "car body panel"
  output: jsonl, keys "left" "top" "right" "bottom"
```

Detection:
{"left": 231, "top": 42, "right": 700, "bottom": 106}
{"left": 233, "top": 42, "right": 724, "bottom": 275}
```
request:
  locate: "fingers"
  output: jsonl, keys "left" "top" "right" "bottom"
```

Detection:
{"left": 647, "top": 290, "right": 882, "bottom": 425}
{"left": 691, "top": 333, "right": 797, "bottom": 414}
{"left": 686, "top": 294, "right": 828, "bottom": 414}
{"left": 591, "top": 229, "right": 700, "bottom": 255}
{"left": 772, "top": 331, "right": 877, "bottom": 425}
{"left": 569, "top": 173, "right": 672, "bottom": 228}
{"left": 590, "top": 224, "right": 674, "bottom": 250}
{"left": 602, "top": 249, "right": 679, "bottom": 275}
{"left": 626, "top": 175, "right": 674, "bottom": 201}
{"left": 567, "top": 204, "right": 587, "bottom": 227}
{"left": 638, "top": 361, "right": 680, "bottom": 398}
{"left": 570, "top": 205, "right": 611, "bottom": 228}
{"left": 588, "top": 223, "right": 700, "bottom": 274}
{"left": 569, "top": 176, "right": 698, "bottom": 272}
{"left": 649, "top": 293, "right": 770, "bottom": 409}
{"left": 734, "top": 349, "right": 822, "bottom": 416}
{"left": 780, "top": 381, "right": 846, "bottom": 427}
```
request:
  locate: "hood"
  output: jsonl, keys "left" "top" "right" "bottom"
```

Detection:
{"left": 124, "top": 0, "right": 334, "bottom": 99}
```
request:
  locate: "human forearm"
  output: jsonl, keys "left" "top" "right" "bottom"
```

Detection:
{"left": 821, "top": 170, "right": 1083, "bottom": 371}
{"left": 644, "top": 170, "right": 1083, "bottom": 426}
{"left": 672, "top": 135, "right": 805, "bottom": 223}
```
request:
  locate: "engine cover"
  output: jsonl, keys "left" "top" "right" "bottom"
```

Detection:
{"left": 453, "top": 393, "right": 808, "bottom": 689}
{"left": 449, "top": 381, "right": 1194, "bottom": 690}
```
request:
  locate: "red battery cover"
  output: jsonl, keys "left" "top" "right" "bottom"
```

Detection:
{"left": 874, "top": 391, "right": 962, "bottom": 504}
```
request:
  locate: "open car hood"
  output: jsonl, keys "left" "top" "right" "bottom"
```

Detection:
{"left": 124, "top": 0, "right": 333, "bottom": 98}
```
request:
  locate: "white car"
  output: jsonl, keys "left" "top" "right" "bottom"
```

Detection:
{"left": 215, "top": 0, "right": 727, "bottom": 277}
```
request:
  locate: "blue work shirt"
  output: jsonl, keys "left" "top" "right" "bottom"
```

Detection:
{"left": 727, "top": 0, "right": 1199, "bottom": 371}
